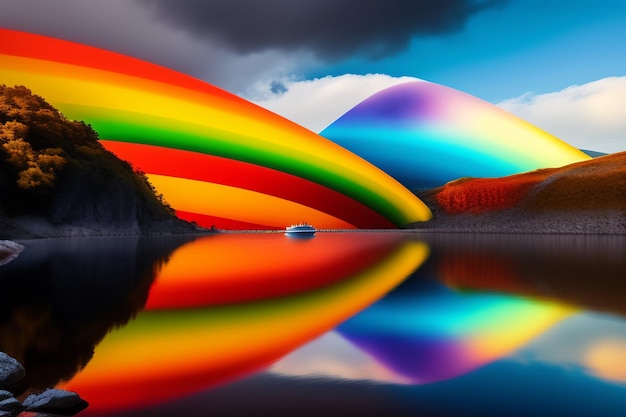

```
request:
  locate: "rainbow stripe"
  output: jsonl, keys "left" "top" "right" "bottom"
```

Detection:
{"left": 61, "top": 233, "right": 429, "bottom": 412}
{"left": 0, "top": 28, "right": 431, "bottom": 229}
{"left": 322, "top": 81, "right": 590, "bottom": 190}
{"left": 144, "top": 232, "right": 408, "bottom": 309}
{"left": 338, "top": 280, "right": 573, "bottom": 384}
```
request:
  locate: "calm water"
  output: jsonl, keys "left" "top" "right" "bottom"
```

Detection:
{"left": 1, "top": 232, "right": 625, "bottom": 416}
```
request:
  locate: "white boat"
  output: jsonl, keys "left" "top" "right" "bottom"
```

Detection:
{"left": 285, "top": 223, "right": 316, "bottom": 237}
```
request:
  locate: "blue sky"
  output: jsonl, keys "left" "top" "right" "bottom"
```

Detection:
{"left": 309, "top": 0, "right": 626, "bottom": 102}
{"left": 1, "top": 0, "right": 625, "bottom": 151}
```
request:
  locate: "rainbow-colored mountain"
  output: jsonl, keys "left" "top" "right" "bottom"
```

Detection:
{"left": 0, "top": 28, "right": 589, "bottom": 230}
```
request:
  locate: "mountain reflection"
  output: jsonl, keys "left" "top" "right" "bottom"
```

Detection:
{"left": 0, "top": 235, "right": 192, "bottom": 394}
{"left": 331, "top": 234, "right": 625, "bottom": 387}
{"left": 430, "top": 234, "right": 626, "bottom": 316}
{"left": 337, "top": 255, "right": 572, "bottom": 385}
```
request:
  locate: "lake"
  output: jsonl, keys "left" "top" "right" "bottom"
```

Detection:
{"left": 1, "top": 232, "right": 625, "bottom": 416}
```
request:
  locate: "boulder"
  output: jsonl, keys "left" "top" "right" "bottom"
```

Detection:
{"left": 0, "top": 396, "right": 21, "bottom": 414}
{"left": 22, "top": 388, "right": 88, "bottom": 416}
{"left": 0, "top": 353, "right": 25, "bottom": 390}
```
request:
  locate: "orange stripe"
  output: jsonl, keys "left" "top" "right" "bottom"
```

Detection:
{"left": 103, "top": 141, "right": 396, "bottom": 229}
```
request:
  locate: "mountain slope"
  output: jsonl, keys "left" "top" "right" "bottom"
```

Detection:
{"left": 414, "top": 151, "right": 626, "bottom": 234}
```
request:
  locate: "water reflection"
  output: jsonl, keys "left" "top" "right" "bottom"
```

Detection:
{"left": 145, "top": 232, "right": 416, "bottom": 309}
{"left": 305, "top": 234, "right": 626, "bottom": 386}
{"left": 0, "top": 236, "right": 188, "bottom": 395}
{"left": 2, "top": 232, "right": 625, "bottom": 417}
{"left": 428, "top": 233, "right": 626, "bottom": 315}
{"left": 336, "top": 272, "right": 572, "bottom": 384}
{"left": 61, "top": 233, "right": 428, "bottom": 414}
{"left": 267, "top": 233, "right": 626, "bottom": 417}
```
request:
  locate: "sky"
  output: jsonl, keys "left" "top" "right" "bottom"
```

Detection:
{"left": 1, "top": 0, "right": 625, "bottom": 152}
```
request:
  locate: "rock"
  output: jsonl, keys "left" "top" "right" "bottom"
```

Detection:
{"left": 0, "top": 241, "right": 24, "bottom": 267}
{"left": 0, "top": 353, "right": 25, "bottom": 390}
{"left": 22, "top": 388, "right": 88, "bottom": 416}
{"left": 0, "top": 396, "right": 21, "bottom": 414}
{"left": 0, "top": 354, "right": 89, "bottom": 415}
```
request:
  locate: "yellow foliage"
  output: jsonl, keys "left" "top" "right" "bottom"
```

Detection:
{"left": 0, "top": 120, "right": 29, "bottom": 141}
{"left": 2, "top": 138, "right": 33, "bottom": 168}
{"left": 37, "top": 149, "right": 66, "bottom": 170}
{"left": 17, "top": 166, "right": 56, "bottom": 189}
{"left": 1, "top": 120, "right": 67, "bottom": 189}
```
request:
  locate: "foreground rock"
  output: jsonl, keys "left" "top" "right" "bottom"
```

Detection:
{"left": 0, "top": 353, "right": 25, "bottom": 390}
{"left": 0, "top": 388, "right": 88, "bottom": 416}
{"left": 0, "top": 391, "right": 21, "bottom": 415}
{"left": 22, "top": 389, "right": 88, "bottom": 416}
{"left": 0, "top": 242, "right": 24, "bottom": 267}
{"left": 0, "top": 352, "right": 87, "bottom": 416}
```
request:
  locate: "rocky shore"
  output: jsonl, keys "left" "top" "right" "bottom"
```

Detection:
{"left": 0, "top": 352, "right": 87, "bottom": 416}
{"left": 0, "top": 215, "right": 201, "bottom": 240}
{"left": 410, "top": 208, "right": 626, "bottom": 234}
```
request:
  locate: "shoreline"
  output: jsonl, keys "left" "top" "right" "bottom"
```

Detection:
{"left": 6, "top": 224, "right": 626, "bottom": 242}
{"left": 4, "top": 209, "right": 626, "bottom": 242}
{"left": 409, "top": 209, "right": 626, "bottom": 235}
{"left": 7, "top": 229, "right": 216, "bottom": 244}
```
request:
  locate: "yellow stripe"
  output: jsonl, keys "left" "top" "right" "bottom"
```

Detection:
{"left": 148, "top": 174, "right": 356, "bottom": 229}
{"left": 0, "top": 54, "right": 432, "bottom": 224}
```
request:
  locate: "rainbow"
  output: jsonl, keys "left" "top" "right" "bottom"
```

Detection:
{"left": 338, "top": 279, "right": 573, "bottom": 384}
{"left": 321, "top": 81, "right": 590, "bottom": 190}
{"left": 0, "top": 28, "right": 431, "bottom": 229}
{"left": 61, "top": 233, "right": 429, "bottom": 412}
{"left": 145, "top": 232, "right": 410, "bottom": 309}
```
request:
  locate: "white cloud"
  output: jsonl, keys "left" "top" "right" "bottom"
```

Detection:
{"left": 249, "top": 74, "right": 420, "bottom": 132}
{"left": 513, "top": 313, "right": 626, "bottom": 383}
{"left": 498, "top": 77, "right": 626, "bottom": 153}
{"left": 252, "top": 74, "right": 626, "bottom": 153}
{"left": 270, "top": 331, "right": 409, "bottom": 384}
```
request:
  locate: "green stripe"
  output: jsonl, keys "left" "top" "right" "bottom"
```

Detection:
{"left": 61, "top": 104, "right": 413, "bottom": 225}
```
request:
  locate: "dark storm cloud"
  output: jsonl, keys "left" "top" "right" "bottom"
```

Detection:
{"left": 0, "top": 0, "right": 300, "bottom": 93}
{"left": 137, "top": 0, "right": 507, "bottom": 60}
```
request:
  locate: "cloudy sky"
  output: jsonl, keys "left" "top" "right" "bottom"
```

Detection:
{"left": 1, "top": 0, "right": 625, "bottom": 152}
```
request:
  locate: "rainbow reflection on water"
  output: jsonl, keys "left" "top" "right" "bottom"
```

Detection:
{"left": 62, "top": 233, "right": 428, "bottom": 413}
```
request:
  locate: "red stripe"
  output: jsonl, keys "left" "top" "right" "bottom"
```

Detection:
{"left": 102, "top": 141, "right": 395, "bottom": 229}
{"left": 0, "top": 28, "right": 235, "bottom": 101}
{"left": 145, "top": 237, "right": 400, "bottom": 309}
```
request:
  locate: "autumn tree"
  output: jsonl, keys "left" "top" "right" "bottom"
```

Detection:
{"left": 0, "top": 84, "right": 178, "bottom": 224}
{"left": 1, "top": 119, "right": 66, "bottom": 189}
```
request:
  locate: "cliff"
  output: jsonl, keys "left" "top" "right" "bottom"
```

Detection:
{"left": 412, "top": 151, "right": 626, "bottom": 234}
{"left": 0, "top": 85, "right": 195, "bottom": 238}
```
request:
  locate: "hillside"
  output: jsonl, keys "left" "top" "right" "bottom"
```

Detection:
{"left": 413, "top": 151, "right": 626, "bottom": 234}
{"left": 0, "top": 85, "right": 195, "bottom": 238}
